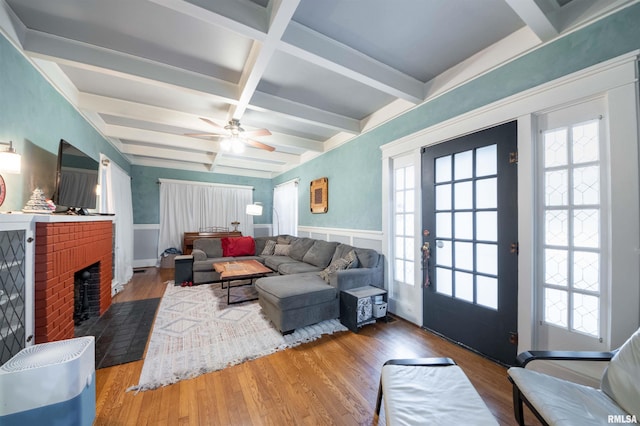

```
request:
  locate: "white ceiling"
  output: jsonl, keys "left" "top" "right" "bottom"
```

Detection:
{"left": 1, "top": 0, "right": 632, "bottom": 178}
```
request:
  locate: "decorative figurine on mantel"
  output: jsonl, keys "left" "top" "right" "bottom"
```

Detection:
{"left": 22, "top": 188, "right": 54, "bottom": 214}
{"left": 231, "top": 221, "right": 240, "bottom": 232}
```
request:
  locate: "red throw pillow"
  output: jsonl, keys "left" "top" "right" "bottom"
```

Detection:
{"left": 221, "top": 236, "right": 255, "bottom": 257}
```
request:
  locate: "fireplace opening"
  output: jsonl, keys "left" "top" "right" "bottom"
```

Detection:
{"left": 73, "top": 262, "right": 101, "bottom": 327}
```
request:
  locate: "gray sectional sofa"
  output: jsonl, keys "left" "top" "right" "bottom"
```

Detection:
{"left": 189, "top": 235, "right": 384, "bottom": 333}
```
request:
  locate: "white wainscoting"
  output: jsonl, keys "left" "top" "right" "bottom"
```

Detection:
{"left": 297, "top": 226, "right": 383, "bottom": 252}
{"left": 133, "top": 224, "right": 160, "bottom": 268}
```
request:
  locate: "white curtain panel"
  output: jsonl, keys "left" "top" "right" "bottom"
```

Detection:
{"left": 158, "top": 180, "right": 254, "bottom": 255}
{"left": 273, "top": 180, "right": 298, "bottom": 236}
{"left": 99, "top": 156, "right": 134, "bottom": 292}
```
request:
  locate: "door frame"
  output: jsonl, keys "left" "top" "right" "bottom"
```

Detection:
{"left": 381, "top": 53, "right": 639, "bottom": 361}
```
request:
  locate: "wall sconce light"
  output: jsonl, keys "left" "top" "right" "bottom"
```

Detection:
{"left": 0, "top": 141, "right": 21, "bottom": 174}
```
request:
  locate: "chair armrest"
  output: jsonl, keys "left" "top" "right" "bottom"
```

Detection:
{"left": 383, "top": 357, "right": 456, "bottom": 367}
{"left": 516, "top": 350, "right": 617, "bottom": 368}
{"left": 191, "top": 249, "right": 207, "bottom": 261}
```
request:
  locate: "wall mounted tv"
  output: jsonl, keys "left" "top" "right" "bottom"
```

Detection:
{"left": 53, "top": 139, "right": 99, "bottom": 212}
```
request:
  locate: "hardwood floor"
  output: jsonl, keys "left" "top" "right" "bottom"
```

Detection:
{"left": 95, "top": 268, "right": 536, "bottom": 425}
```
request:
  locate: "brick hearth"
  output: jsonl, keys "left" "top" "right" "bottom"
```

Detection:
{"left": 34, "top": 220, "right": 113, "bottom": 343}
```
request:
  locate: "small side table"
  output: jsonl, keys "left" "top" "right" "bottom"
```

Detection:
{"left": 340, "top": 285, "right": 388, "bottom": 332}
{"left": 174, "top": 255, "right": 193, "bottom": 285}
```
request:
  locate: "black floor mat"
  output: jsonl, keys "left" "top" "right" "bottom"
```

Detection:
{"left": 75, "top": 298, "right": 161, "bottom": 369}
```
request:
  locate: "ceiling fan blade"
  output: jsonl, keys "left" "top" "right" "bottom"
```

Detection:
{"left": 184, "top": 132, "right": 219, "bottom": 137}
{"left": 245, "top": 138, "right": 276, "bottom": 152}
{"left": 200, "top": 117, "right": 228, "bottom": 133}
{"left": 242, "top": 128, "right": 272, "bottom": 138}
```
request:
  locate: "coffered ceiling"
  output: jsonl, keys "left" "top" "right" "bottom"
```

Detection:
{"left": 1, "top": 0, "right": 632, "bottom": 178}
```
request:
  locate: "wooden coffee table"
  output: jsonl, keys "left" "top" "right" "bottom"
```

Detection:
{"left": 213, "top": 260, "right": 274, "bottom": 304}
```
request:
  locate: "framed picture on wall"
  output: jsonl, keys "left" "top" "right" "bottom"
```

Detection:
{"left": 310, "top": 177, "right": 328, "bottom": 213}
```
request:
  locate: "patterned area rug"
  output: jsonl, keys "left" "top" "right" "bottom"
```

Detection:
{"left": 129, "top": 281, "right": 347, "bottom": 391}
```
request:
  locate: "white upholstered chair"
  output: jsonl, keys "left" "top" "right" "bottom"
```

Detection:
{"left": 507, "top": 327, "right": 640, "bottom": 425}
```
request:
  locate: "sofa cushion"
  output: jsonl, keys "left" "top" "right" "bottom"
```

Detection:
{"left": 273, "top": 244, "right": 291, "bottom": 256}
{"left": 263, "top": 255, "right": 297, "bottom": 271}
{"left": 303, "top": 240, "right": 339, "bottom": 268}
{"left": 288, "top": 237, "right": 315, "bottom": 261}
{"left": 193, "top": 238, "right": 223, "bottom": 258}
{"left": 331, "top": 244, "right": 356, "bottom": 263}
{"left": 278, "top": 261, "right": 322, "bottom": 275}
{"left": 222, "top": 236, "right": 255, "bottom": 256}
{"left": 255, "top": 273, "right": 337, "bottom": 311}
{"left": 354, "top": 248, "right": 380, "bottom": 268}
{"left": 601, "top": 327, "right": 640, "bottom": 417}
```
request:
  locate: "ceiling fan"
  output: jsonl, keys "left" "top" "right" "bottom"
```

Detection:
{"left": 186, "top": 118, "right": 275, "bottom": 153}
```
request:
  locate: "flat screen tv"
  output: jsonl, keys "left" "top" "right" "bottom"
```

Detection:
{"left": 53, "top": 139, "right": 99, "bottom": 212}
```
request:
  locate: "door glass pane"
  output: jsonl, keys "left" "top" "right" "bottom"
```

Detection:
{"left": 436, "top": 240, "right": 452, "bottom": 267}
{"left": 545, "top": 249, "right": 567, "bottom": 286}
{"left": 395, "top": 236, "right": 404, "bottom": 258}
{"left": 476, "top": 211, "right": 497, "bottom": 241}
{"left": 395, "top": 191, "right": 404, "bottom": 212}
{"left": 454, "top": 212, "right": 473, "bottom": 239}
{"left": 573, "top": 209, "right": 599, "bottom": 248}
{"left": 544, "top": 128, "right": 568, "bottom": 167}
{"left": 573, "top": 251, "right": 599, "bottom": 291}
{"left": 476, "top": 243, "right": 497, "bottom": 275}
{"left": 545, "top": 210, "right": 568, "bottom": 246}
{"left": 404, "top": 237, "right": 414, "bottom": 262}
{"left": 544, "top": 288, "right": 568, "bottom": 328}
{"left": 475, "top": 178, "right": 497, "bottom": 209}
{"left": 404, "top": 260, "right": 415, "bottom": 286}
{"left": 436, "top": 267, "right": 452, "bottom": 296}
{"left": 572, "top": 120, "right": 599, "bottom": 163}
{"left": 455, "top": 271, "right": 474, "bottom": 302}
{"left": 454, "top": 182, "right": 473, "bottom": 209}
{"left": 477, "top": 276, "right": 498, "bottom": 309}
{"left": 395, "top": 167, "right": 405, "bottom": 189}
{"left": 573, "top": 166, "right": 599, "bottom": 205}
{"left": 572, "top": 293, "right": 599, "bottom": 335}
{"left": 395, "top": 259, "right": 404, "bottom": 282}
{"left": 454, "top": 150, "right": 473, "bottom": 180}
{"left": 454, "top": 241, "right": 473, "bottom": 270}
{"left": 405, "top": 166, "right": 415, "bottom": 189}
{"left": 476, "top": 145, "right": 497, "bottom": 177}
{"left": 436, "top": 213, "right": 452, "bottom": 238}
{"left": 404, "top": 214, "right": 414, "bottom": 236}
{"left": 545, "top": 170, "right": 568, "bottom": 206}
{"left": 436, "top": 184, "right": 451, "bottom": 210}
{"left": 405, "top": 189, "right": 415, "bottom": 211}
{"left": 435, "top": 156, "right": 452, "bottom": 183}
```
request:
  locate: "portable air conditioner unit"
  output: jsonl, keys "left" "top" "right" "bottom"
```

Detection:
{"left": 0, "top": 336, "right": 95, "bottom": 426}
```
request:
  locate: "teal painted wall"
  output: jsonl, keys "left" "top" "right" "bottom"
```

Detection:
{"left": 275, "top": 3, "right": 640, "bottom": 231}
{"left": 131, "top": 165, "right": 273, "bottom": 224}
{"left": 0, "top": 34, "right": 129, "bottom": 212}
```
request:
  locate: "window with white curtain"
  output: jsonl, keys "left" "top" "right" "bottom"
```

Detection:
{"left": 273, "top": 180, "right": 298, "bottom": 236}
{"left": 99, "top": 156, "right": 134, "bottom": 292}
{"left": 157, "top": 179, "right": 254, "bottom": 254}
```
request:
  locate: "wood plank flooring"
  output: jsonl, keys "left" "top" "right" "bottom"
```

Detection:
{"left": 95, "top": 267, "right": 538, "bottom": 425}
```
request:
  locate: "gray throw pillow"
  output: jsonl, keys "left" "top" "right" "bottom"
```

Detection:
{"left": 261, "top": 239, "right": 276, "bottom": 256}
{"left": 273, "top": 244, "right": 291, "bottom": 256}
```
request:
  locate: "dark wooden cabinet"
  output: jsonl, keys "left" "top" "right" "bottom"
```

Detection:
{"left": 340, "top": 286, "right": 388, "bottom": 332}
{"left": 182, "top": 231, "right": 242, "bottom": 254}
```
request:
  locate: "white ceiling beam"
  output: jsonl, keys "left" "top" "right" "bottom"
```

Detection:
{"left": 130, "top": 157, "right": 217, "bottom": 173}
{"left": 120, "top": 143, "right": 216, "bottom": 165}
{"left": 23, "top": 29, "right": 238, "bottom": 104}
{"left": 280, "top": 23, "right": 424, "bottom": 104}
{"left": 0, "top": 0, "right": 27, "bottom": 49}
{"left": 504, "top": 0, "right": 559, "bottom": 42}
{"left": 148, "top": 0, "right": 268, "bottom": 40}
{"left": 77, "top": 93, "right": 226, "bottom": 131}
{"left": 223, "top": 147, "right": 298, "bottom": 165}
{"left": 217, "top": 156, "right": 283, "bottom": 173}
{"left": 230, "top": 0, "right": 300, "bottom": 120}
{"left": 103, "top": 124, "right": 220, "bottom": 152}
{"left": 250, "top": 91, "right": 361, "bottom": 134}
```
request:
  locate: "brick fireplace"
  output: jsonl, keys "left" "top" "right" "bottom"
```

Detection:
{"left": 34, "top": 220, "right": 113, "bottom": 343}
